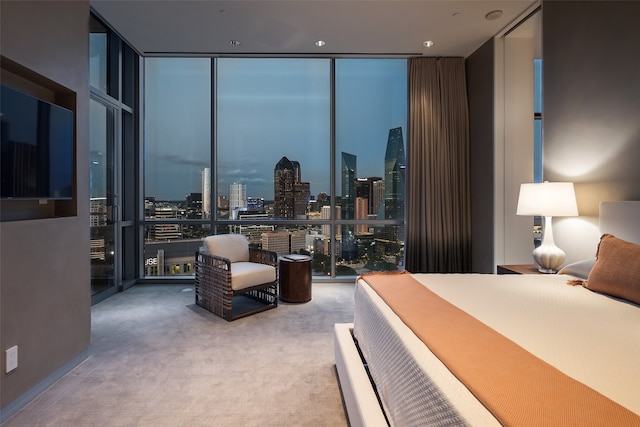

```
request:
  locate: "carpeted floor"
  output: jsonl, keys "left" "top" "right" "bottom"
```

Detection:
{"left": 4, "top": 282, "right": 356, "bottom": 426}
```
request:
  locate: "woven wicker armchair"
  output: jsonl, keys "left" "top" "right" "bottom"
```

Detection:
{"left": 195, "top": 234, "right": 278, "bottom": 321}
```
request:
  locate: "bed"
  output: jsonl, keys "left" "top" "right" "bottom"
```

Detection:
{"left": 334, "top": 201, "right": 640, "bottom": 426}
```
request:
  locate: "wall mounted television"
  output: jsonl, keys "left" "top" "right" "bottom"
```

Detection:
{"left": 1, "top": 85, "right": 74, "bottom": 200}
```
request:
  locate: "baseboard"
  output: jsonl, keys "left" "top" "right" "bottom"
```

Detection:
{"left": 0, "top": 349, "right": 89, "bottom": 423}
{"left": 334, "top": 323, "right": 388, "bottom": 427}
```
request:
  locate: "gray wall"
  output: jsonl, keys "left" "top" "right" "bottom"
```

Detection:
{"left": 468, "top": 1, "right": 640, "bottom": 269}
{"left": 0, "top": 0, "right": 91, "bottom": 418}
{"left": 543, "top": 0, "right": 640, "bottom": 210}
{"left": 542, "top": 0, "right": 640, "bottom": 260}
{"left": 466, "top": 39, "right": 496, "bottom": 273}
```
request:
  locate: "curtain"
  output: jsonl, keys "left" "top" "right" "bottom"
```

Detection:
{"left": 406, "top": 57, "right": 471, "bottom": 273}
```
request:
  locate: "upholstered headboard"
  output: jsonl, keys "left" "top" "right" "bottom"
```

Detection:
{"left": 599, "top": 201, "right": 640, "bottom": 245}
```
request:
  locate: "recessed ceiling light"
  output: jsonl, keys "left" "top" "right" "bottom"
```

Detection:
{"left": 423, "top": 41, "right": 434, "bottom": 48}
{"left": 315, "top": 40, "right": 326, "bottom": 47}
{"left": 485, "top": 10, "right": 503, "bottom": 20}
{"left": 229, "top": 40, "right": 241, "bottom": 46}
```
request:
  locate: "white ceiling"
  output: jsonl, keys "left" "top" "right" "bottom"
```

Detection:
{"left": 91, "top": 0, "right": 539, "bottom": 57}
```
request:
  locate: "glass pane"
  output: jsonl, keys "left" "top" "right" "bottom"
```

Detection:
{"left": 144, "top": 58, "right": 211, "bottom": 276}
{"left": 89, "top": 16, "right": 108, "bottom": 92}
{"left": 144, "top": 224, "right": 210, "bottom": 276}
{"left": 216, "top": 58, "right": 331, "bottom": 220}
{"left": 534, "top": 59, "right": 543, "bottom": 183}
{"left": 121, "top": 110, "right": 135, "bottom": 221}
{"left": 144, "top": 58, "right": 211, "bottom": 210}
{"left": 336, "top": 224, "right": 405, "bottom": 276}
{"left": 335, "top": 59, "right": 407, "bottom": 273}
{"left": 534, "top": 59, "right": 542, "bottom": 114}
{"left": 90, "top": 99, "right": 115, "bottom": 295}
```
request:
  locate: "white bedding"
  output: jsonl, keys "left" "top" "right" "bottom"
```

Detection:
{"left": 353, "top": 273, "right": 640, "bottom": 426}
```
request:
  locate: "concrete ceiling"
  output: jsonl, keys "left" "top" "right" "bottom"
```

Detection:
{"left": 90, "top": 0, "right": 539, "bottom": 57}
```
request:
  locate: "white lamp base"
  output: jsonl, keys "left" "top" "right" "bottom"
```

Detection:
{"left": 532, "top": 216, "right": 566, "bottom": 274}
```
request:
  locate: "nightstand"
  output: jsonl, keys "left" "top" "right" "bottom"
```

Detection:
{"left": 497, "top": 264, "right": 541, "bottom": 275}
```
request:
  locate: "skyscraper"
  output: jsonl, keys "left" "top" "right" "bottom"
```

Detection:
{"left": 316, "top": 192, "right": 330, "bottom": 209}
{"left": 274, "top": 156, "right": 310, "bottom": 219}
{"left": 378, "top": 127, "right": 406, "bottom": 250}
{"left": 383, "top": 127, "right": 406, "bottom": 220}
{"left": 291, "top": 160, "right": 302, "bottom": 183}
{"left": 372, "top": 179, "right": 385, "bottom": 215}
{"left": 186, "top": 193, "right": 202, "bottom": 219}
{"left": 340, "top": 152, "right": 357, "bottom": 260}
{"left": 201, "top": 168, "right": 210, "bottom": 219}
{"left": 274, "top": 157, "right": 296, "bottom": 219}
{"left": 355, "top": 197, "right": 369, "bottom": 234}
{"left": 294, "top": 181, "right": 310, "bottom": 218}
{"left": 355, "top": 178, "right": 372, "bottom": 234}
{"left": 341, "top": 152, "right": 357, "bottom": 220}
{"left": 321, "top": 205, "right": 341, "bottom": 239}
{"left": 229, "top": 183, "right": 247, "bottom": 210}
{"left": 356, "top": 176, "right": 383, "bottom": 215}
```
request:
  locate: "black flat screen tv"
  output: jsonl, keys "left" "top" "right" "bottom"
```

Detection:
{"left": 1, "top": 85, "right": 74, "bottom": 200}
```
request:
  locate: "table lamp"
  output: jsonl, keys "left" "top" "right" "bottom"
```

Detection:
{"left": 516, "top": 182, "right": 578, "bottom": 273}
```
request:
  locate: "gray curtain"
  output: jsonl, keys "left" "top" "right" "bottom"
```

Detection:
{"left": 406, "top": 57, "right": 471, "bottom": 273}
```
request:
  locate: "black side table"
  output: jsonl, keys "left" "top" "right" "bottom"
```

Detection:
{"left": 279, "top": 255, "right": 312, "bottom": 303}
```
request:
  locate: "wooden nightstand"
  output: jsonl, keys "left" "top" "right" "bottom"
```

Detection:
{"left": 497, "top": 264, "right": 541, "bottom": 275}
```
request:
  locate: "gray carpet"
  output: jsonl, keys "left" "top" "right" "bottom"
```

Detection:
{"left": 4, "top": 282, "right": 356, "bottom": 426}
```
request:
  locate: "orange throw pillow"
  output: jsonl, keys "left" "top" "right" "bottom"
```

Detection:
{"left": 585, "top": 234, "right": 640, "bottom": 305}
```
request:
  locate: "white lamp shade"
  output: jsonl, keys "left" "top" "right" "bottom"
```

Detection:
{"left": 516, "top": 182, "right": 578, "bottom": 217}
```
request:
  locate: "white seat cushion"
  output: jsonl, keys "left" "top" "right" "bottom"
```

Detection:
{"left": 231, "top": 262, "right": 277, "bottom": 291}
{"left": 203, "top": 234, "right": 249, "bottom": 263}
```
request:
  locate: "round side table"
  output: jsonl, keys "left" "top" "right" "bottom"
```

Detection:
{"left": 278, "top": 254, "right": 312, "bottom": 303}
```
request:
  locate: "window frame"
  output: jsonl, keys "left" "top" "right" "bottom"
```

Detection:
{"left": 141, "top": 57, "right": 407, "bottom": 281}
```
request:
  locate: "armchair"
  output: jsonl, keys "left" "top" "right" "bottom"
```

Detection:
{"left": 195, "top": 234, "right": 278, "bottom": 321}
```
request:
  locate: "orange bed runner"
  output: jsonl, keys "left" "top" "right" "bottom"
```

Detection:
{"left": 361, "top": 272, "right": 640, "bottom": 426}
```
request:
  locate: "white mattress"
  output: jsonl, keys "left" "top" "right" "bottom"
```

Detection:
{"left": 353, "top": 273, "right": 640, "bottom": 426}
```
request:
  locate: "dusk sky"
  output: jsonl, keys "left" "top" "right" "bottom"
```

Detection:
{"left": 144, "top": 58, "right": 406, "bottom": 201}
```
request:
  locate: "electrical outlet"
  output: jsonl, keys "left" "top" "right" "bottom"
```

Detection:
{"left": 5, "top": 346, "right": 18, "bottom": 373}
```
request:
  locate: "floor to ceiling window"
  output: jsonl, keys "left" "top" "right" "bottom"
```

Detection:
{"left": 143, "top": 58, "right": 406, "bottom": 279}
{"left": 144, "top": 58, "right": 211, "bottom": 276}
{"left": 216, "top": 58, "right": 333, "bottom": 276}
{"left": 89, "top": 14, "right": 140, "bottom": 303}
{"left": 89, "top": 98, "right": 116, "bottom": 296}
{"left": 335, "top": 59, "right": 407, "bottom": 274}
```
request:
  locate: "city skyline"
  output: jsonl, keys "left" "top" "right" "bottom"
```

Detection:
{"left": 145, "top": 136, "right": 403, "bottom": 209}
{"left": 144, "top": 127, "right": 404, "bottom": 220}
{"left": 143, "top": 126, "right": 407, "bottom": 202}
